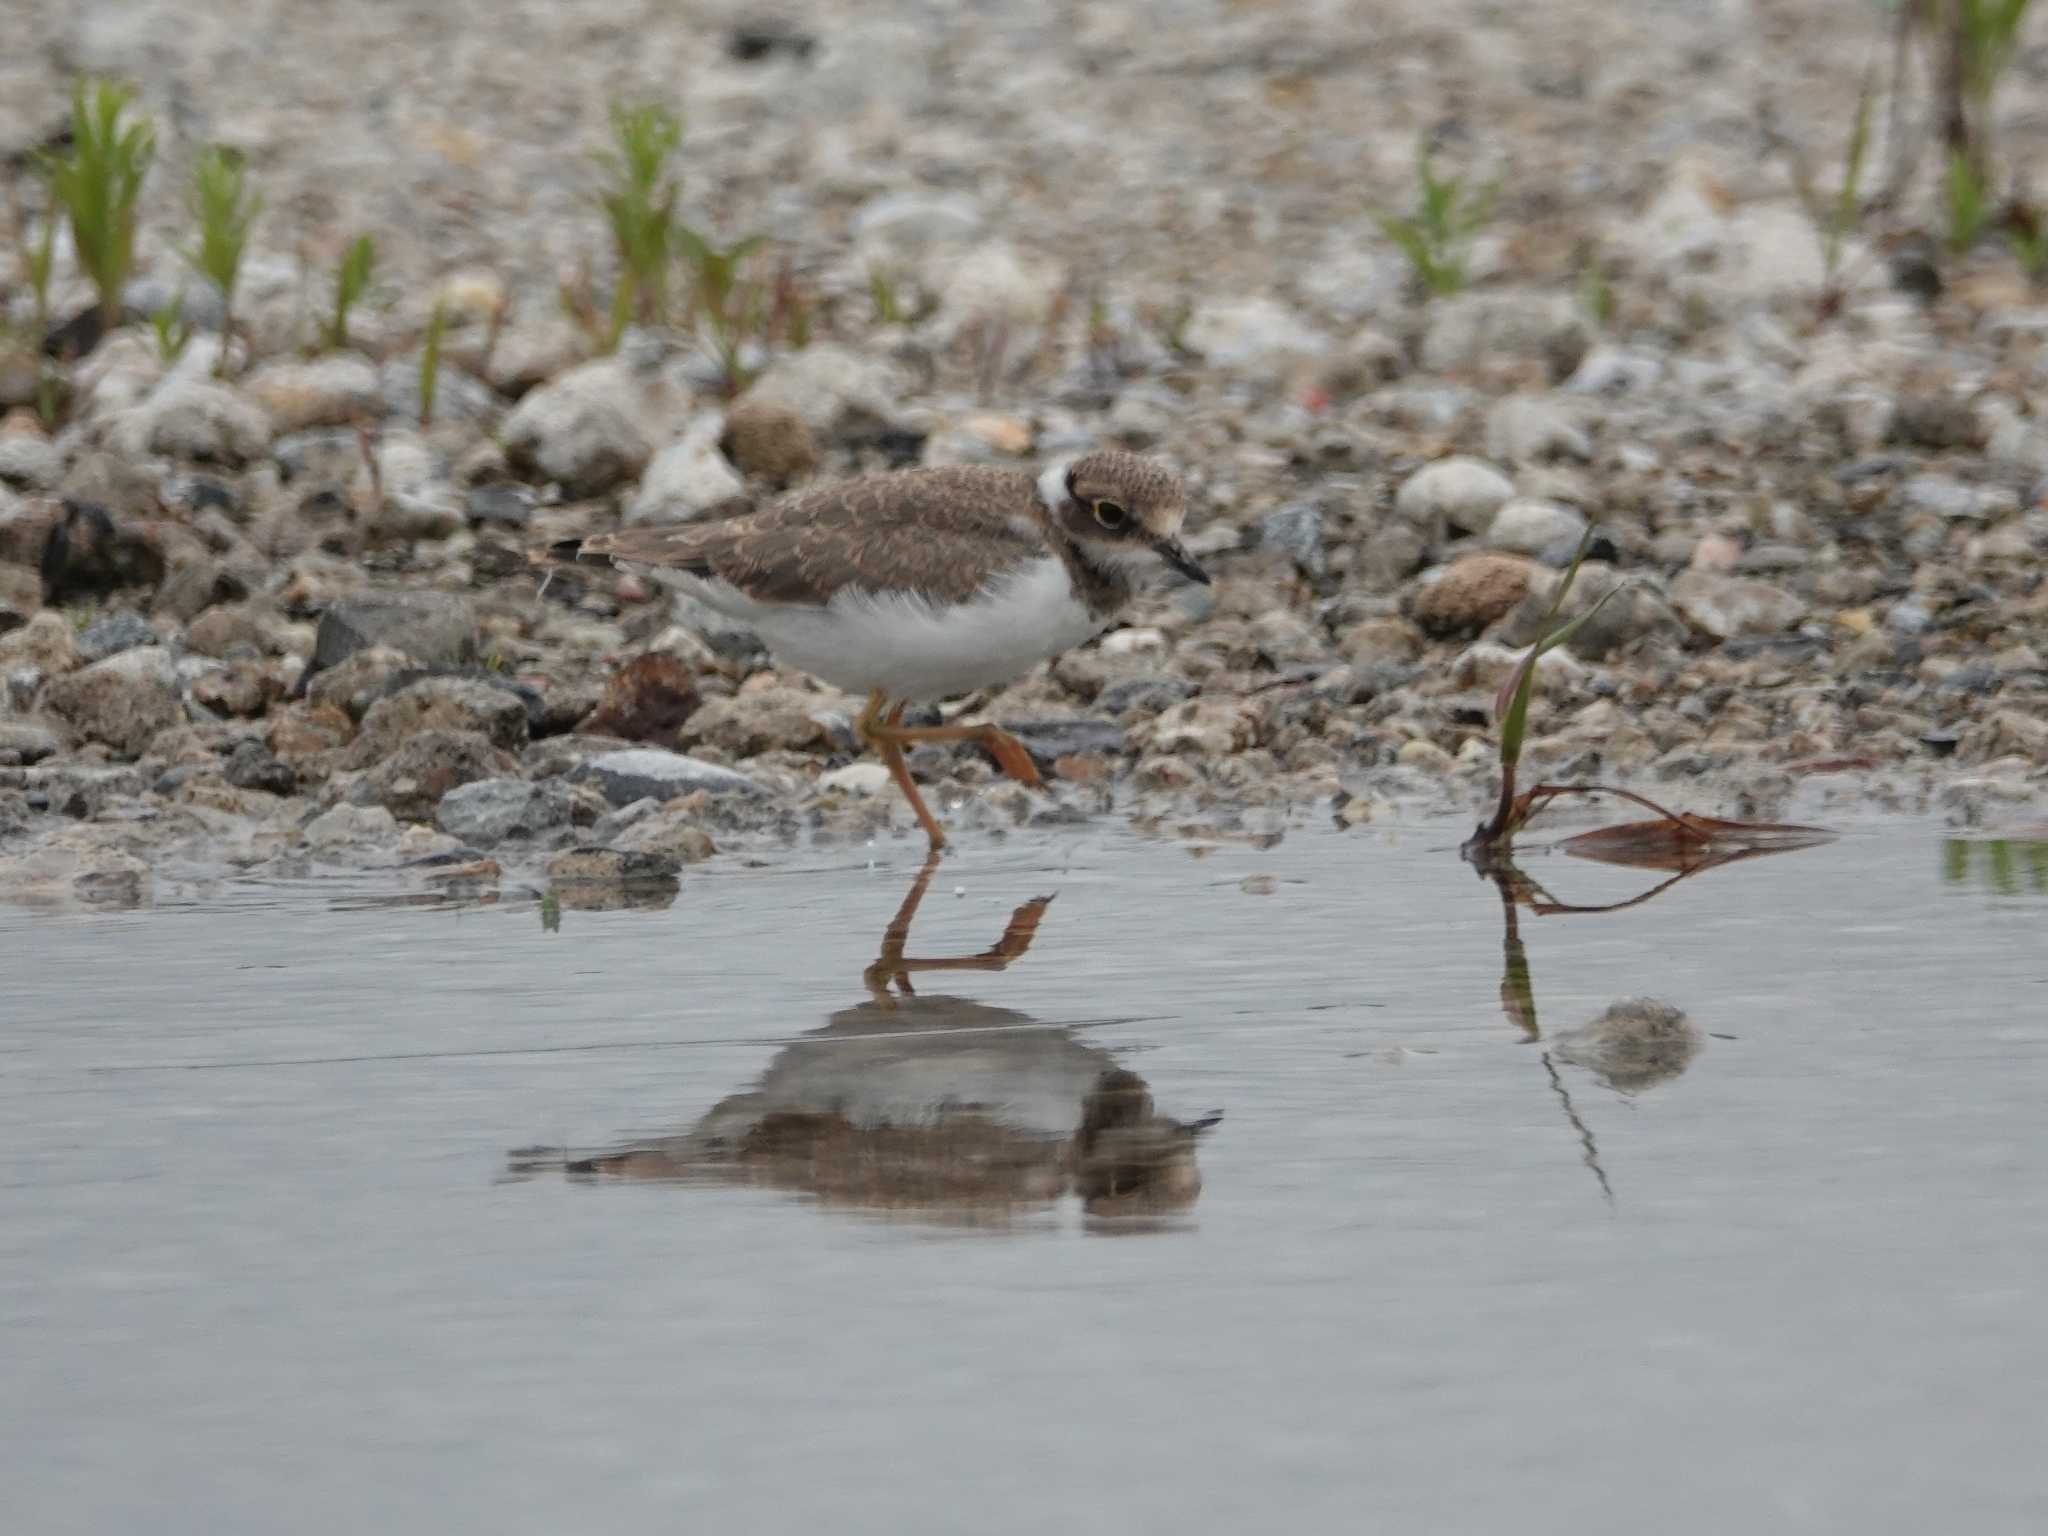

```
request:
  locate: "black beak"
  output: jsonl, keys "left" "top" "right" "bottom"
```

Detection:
{"left": 1154, "top": 537, "right": 1211, "bottom": 586}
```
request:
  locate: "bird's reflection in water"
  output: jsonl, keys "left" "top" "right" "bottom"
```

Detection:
{"left": 509, "top": 854, "right": 1220, "bottom": 1226}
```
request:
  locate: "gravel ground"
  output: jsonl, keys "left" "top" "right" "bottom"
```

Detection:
{"left": 3, "top": 0, "right": 2046, "bottom": 905}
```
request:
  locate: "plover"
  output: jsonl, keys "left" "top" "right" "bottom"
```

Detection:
{"left": 535, "top": 450, "right": 1207, "bottom": 849}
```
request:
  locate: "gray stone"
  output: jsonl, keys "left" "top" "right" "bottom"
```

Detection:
{"left": 222, "top": 739, "right": 297, "bottom": 796}
{"left": 546, "top": 845, "right": 683, "bottom": 885}
{"left": 738, "top": 344, "right": 909, "bottom": 443}
{"left": 357, "top": 432, "right": 465, "bottom": 541}
{"left": 435, "top": 777, "right": 573, "bottom": 845}
{"left": 311, "top": 592, "right": 478, "bottom": 674}
{"left": 566, "top": 748, "right": 766, "bottom": 807}
{"left": 0, "top": 720, "right": 64, "bottom": 764}
{"left": 1497, "top": 564, "right": 1680, "bottom": 660}
{"left": 994, "top": 718, "right": 1129, "bottom": 765}
{"left": 1181, "top": 296, "right": 1330, "bottom": 368}
{"left": 353, "top": 673, "right": 531, "bottom": 758}
{"left": 302, "top": 802, "right": 401, "bottom": 852}
{"left": 611, "top": 808, "right": 718, "bottom": 863}
{"left": 378, "top": 354, "right": 501, "bottom": 426}
{"left": 75, "top": 611, "right": 160, "bottom": 663}
{"left": 1484, "top": 396, "right": 1592, "bottom": 464}
{"left": 854, "top": 190, "right": 984, "bottom": 251}
{"left": 351, "top": 729, "right": 521, "bottom": 822}
{"left": 625, "top": 416, "right": 746, "bottom": 526}
{"left": 1670, "top": 571, "right": 1808, "bottom": 640}
{"left": 1097, "top": 676, "right": 1199, "bottom": 716}
{"left": 500, "top": 355, "right": 670, "bottom": 496}
{"left": 38, "top": 646, "right": 183, "bottom": 756}
{"left": 242, "top": 354, "right": 384, "bottom": 432}
{"left": 1486, "top": 498, "right": 1589, "bottom": 564}
{"left": 0, "top": 559, "right": 40, "bottom": 633}
{"left": 1257, "top": 503, "right": 1326, "bottom": 577}
{"left": 0, "top": 434, "right": 63, "bottom": 492}
{"left": 1419, "top": 290, "right": 1590, "bottom": 379}
{"left": 113, "top": 377, "right": 274, "bottom": 465}
{"left": 1394, "top": 456, "right": 1516, "bottom": 534}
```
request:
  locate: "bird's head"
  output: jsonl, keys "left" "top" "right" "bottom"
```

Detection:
{"left": 1037, "top": 451, "right": 1208, "bottom": 587}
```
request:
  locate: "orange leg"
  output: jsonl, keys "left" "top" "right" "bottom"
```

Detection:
{"left": 856, "top": 693, "right": 949, "bottom": 852}
{"left": 868, "top": 718, "right": 1043, "bottom": 788}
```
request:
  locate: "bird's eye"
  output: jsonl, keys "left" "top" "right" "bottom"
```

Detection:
{"left": 1092, "top": 500, "right": 1129, "bottom": 531}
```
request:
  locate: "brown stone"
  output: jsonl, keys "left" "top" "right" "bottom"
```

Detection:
{"left": 1409, "top": 554, "right": 1538, "bottom": 639}
{"left": 719, "top": 398, "right": 819, "bottom": 485}
{"left": 578, "top": 654, "right": 701, "bottom": 746}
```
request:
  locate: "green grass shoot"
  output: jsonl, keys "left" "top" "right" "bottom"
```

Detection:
{"left": 182, "top": 145, "right": 262, "bottom": 376}
{"left": 1374, "top": 144, "right": 1496, "bottom": 298}
{"left": 326, "top": 235, "right": 376, "bottom": 351}
{"left": 40, "top": 78, "right": 156, "bottom": 337}
{"left": 596, "top": 100, "right": 684, "bottom": 350}
{"left": 419, "top": 299, "right": 447, "bottom": 427}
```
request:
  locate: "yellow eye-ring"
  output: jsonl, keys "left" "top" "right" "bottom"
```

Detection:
{"left": 1092, "top": 500, "right": 1129, "bottom": 531}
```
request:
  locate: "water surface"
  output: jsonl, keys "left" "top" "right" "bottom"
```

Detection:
{"left": 4, "top": 819, "right": 2045, "bottom": 1533}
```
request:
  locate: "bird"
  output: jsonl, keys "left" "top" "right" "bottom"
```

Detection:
{"left": 533, "top": 450, "right": 1208, "bottom": 850}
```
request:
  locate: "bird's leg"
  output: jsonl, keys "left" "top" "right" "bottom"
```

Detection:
{"left": 855, "top": 693, "right": 949, "bottom": 852}
{"left": 867, "top": 715, "right": 1043, "bottom": 789}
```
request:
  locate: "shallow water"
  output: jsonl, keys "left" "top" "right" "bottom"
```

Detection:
{"left": 5, "top": 818, "right": 2047, "bottom": 1534}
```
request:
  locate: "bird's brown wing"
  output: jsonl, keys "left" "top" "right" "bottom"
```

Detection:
{"left": 563, "top": 466, "right": 1049, "bottom": 607}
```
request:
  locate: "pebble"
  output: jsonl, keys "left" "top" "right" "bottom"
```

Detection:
{"left": 1394, "top": 457, "right": 1517, "bottom": 534}
{"left": 1669, "top": 571, "right": 1809, "bottom": 640}
{"left": 500, "top": 356, "right": 667, "bottom": 496}
{"left": 435, "top": 777, "right": 574, "bottom": 845}
{"left": 1486, "top": 499, "right": 1588, "bottom": 563}
{"left": 310, "top": 592, "right": 478, "bottom": 675}
{"left": 37, "top": 647, "right": 184, "bottom": 757}
{"left": 626, "top": 418, "right": 747, "bottom": 525}
{"left": 566, "top": 748, "right": 767, "bottom": 807}
{"left": 1409, "top": 554, "right": 1538, "bottom": 638}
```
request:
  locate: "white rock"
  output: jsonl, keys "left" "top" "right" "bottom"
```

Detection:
{"left": 1487, "top": 498, "right": 1589, "bottom": 562}
{"left": 818, "top": 761, "right": 892, "bottom": 796}
{"left": 111, "top": 377, "right": 274, "bottom": 465}
{"left": 1670, "top": 571, "right": 1808, "bottom": 639}
{"left": 500, "top": 353, "right": 685, "bottom": 496}
{"left": 626, "top": 414, "right": 746, "bottom": 525}
{"left": 303, "top": 803, "right": 402, "bottom": 851}
{"left": 1394, "top": 456, "right": 1516, "bottom": 533}
{"left": 1182, "top": 296, "right": 1331, "bottom": 367}
{"left": 932, "top": 240, "right": 1065, "bottom": 341}
{"left": 1484, "top": 396, "right": 1591, "bottom": 464}
{"left": 1419, "top": 289, "right": 1589, "bottom": 377}
{"left": 1453, "top": 640, "right": 1587, "bottom": 695}
{"left": 0, "top": 434, "right": 63, "bottom": 491}
{"left": 854, "top": 191, "right": 984, "bottom": 253}
{"left": 355, "top": 431, "right": 463, "bottom": 540}
{"left": 740, "top": 344, "right": 908, "bottom": 441}
{"left": 242, "top": 354, "right": 384, "bottom": 432}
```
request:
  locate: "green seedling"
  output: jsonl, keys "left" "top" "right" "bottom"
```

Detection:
{"left": 1789, "top": 70, "right": 1876, "bottom": 313}
{"left": 418, "top": 299, "right": 447, "bottom": 427}
{"left": 1958, "top": 0, "right": 2034, "bottom": 113}
{"left": 678, "top": 225, "right": 766, "bottom": 393}
{"left": 596, "top": 100, "right": 684, "bottom": 349}
{"left": 182, "top": 145, "right": 262, "bottom": 376}
{"left": 868, "top": 262, "right": 906, "bottom": 325}
{"left": 1374, "top": 144, "right": 1496, "bottom": 298}
{"left": 41, "top": 78, "right": 156, "bottom": 338}
{"left": 150, "top": 291, "right": 191, "bottom": 363}
{"left": 326, "top": 234, "right": 375, "bottom": 351}
{"left": 23, "top": 213, "right": 57, "bottom": 342}
{"left": 1946, "top": 148, "right": 1992, "bottom": 252}
{"left": 2010, "top": 221, "right": 2048, "bottom": 284}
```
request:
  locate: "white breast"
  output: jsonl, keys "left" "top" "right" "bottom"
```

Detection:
{"left": 656, "top": 556, "right": 1106, "bottom": 702}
